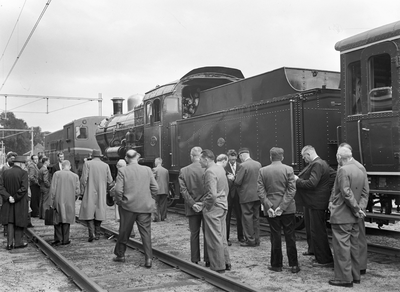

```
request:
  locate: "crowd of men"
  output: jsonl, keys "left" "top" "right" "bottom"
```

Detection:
{"left": 0, "top": 142, "right": 369, "bottom": 287}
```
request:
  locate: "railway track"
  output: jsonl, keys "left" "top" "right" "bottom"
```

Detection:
{"left": 25, "top": 217, "right": 262, "bottom": 292}
{"left": 168, "top": 205, "right": 400, "bottom": 257}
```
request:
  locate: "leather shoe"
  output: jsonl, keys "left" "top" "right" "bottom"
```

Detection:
{"left": 360, "top": 269, "right": 366, "bottom": 275}
{"left": 240, "top": 241, "right": 256, "bottom": 247}
{"left": 51, "top": 241, "right": 61, "bottom": 246}
{"left": 312, "top": 260, "right": 334, "bottom": 267}
{"left": 302, "top": 251, "right": 314, "bottom": 256}
{"left": 225, "top": 264, "right": 231, "bottom": 271}
{"left": 192, "top": 261, "right": 198, "bottom": 264}
{"left": 216, "top": 269, "right": 225, "bottom": 274}
{"left": 238, "top": 238, "right": 245, "bottom": 243}
{"left": 255, "top": 240, "right": 260, "bottom": 246}
{"left": 88, "top": 237, "right": 94, "bottom": 242}
{"left": 62, "top": 240, "right": 71, "bottom": 245}
{"left": 6, "top": 245, "right": 13, "bottom": 250}
{"left": 328, "top": 280, "right": 353, "bottom": 287}
{"left": 14, "top": 243, "right": 28, "bottom": 249}
{"left": 353, "top": 279, "right": 360, "bottom": 284}
{"left": 144, "top": 258, "right": 152, "bottom": 268}
{"left": 27, "top": 223, "right": 34, "bottom": 228}
{"left": 290, "top": 266, "right": 300, "bottom": 273}
{"left": 268, "top": 266, "right": 282, "bottom": 272}
{"left": 205, "top": 261, "right": 210, "bottom": 267}
{"left": 112, "top": 256, "right": 125, "bottom": 262}
{"left": 227, "top": 240, "right": 232, "bottom": 246}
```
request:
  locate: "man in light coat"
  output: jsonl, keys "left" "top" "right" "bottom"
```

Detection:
{"left": 328, "top": 147, "right": 368, "bottom": 287}
{"left": 78, "top": 149, "right": 112, "bottom": 242}
{"left": 113, "top": 150, "right": 158, "bottom": 267}
{"left": 50, "top": 160, "right": 80, "bottom": 246}
{"left": 199, "top": 149, "right": 231, "bottom": 273}
{"left": 152, "top": 157, "right": 169, "bottom": 222}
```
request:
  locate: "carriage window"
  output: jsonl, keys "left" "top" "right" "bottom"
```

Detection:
{"left": 146, "top": 102, "right": 152, "bottom": 124}
{"left": 153, "top": 99, "right": 161, "bottom": 122}
{"left": 368, "top": 54, "right": 392, "bottom": 112}
{"left": 349, "top": 61, "right": 361, "bottom": 115}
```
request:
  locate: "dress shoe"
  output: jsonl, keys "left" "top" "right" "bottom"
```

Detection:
{"left": 144, "top": 259, "right": 152, "bottom": 268}
{"left": 192, "top": 261, "right": 198, "bottom": 264}
{"left": 238, "top": 238, "right": 245, "bottom": 243}
{"left": 312, "top": 260, "right": 334, "bottom": 268}
{"left": 225, "top": 264, "right": 231, "bottom": 271}
{"left": 6, "top": 245, "right": 13, "bottom": 250}
{"left": 14, "top": 243, "right": 28, "bottom": 249}
{"left": 88, "top": 237, "right": 94, "bottom": 242}
{"left": 51, "top": 241, "right": 61, "bottom": 246}
{"left": 302, "top": 251, "right": 314, "bottom": 256}
{"left": 328, "top": 280, "right": 353, "bottom": 287}
{"left": 290, "top": 266, "right": 301, "bottom": 273}
{"left": 360, "top": 269, "right": 366, "bottom": 275}
{"left": 27, "top": 223, "right": 34, "bottom": 228}
{"left": 216, "top": 269, "right": 225, "bottom": 274}
{"left": 353, "top": 279, "right": 361, "bottom": 284}
{"left": 205, "top": 261, "right": 210, "bottom": 267}
{"left": 62, "top": 240, "right": 71, "bottom": 245}
{"left": 227, "top": 240, "right": 232, "bottom": 246}
{"left": 112, "top": 256, "right": 125, "bottom": 263}
{"left": 94, "top": 235, "right": 100, "bottom": 240}
{"left": 240, "top": 241, "right": 256, "bottom": 247}
{"left": 255, "top": 240, "right": 260, "bottom": 246}
{"left": 268, "top": 266, "right": 282, "bottom": 272}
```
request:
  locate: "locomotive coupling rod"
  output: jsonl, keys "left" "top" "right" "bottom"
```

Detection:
{"left": 26, "top": 228, "right": 107, "bottom": 292}
{"left": 101, "top": 226, "right": 263, "bottom": 292}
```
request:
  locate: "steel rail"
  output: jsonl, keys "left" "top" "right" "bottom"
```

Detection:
{"left": 101, "top": 226, "right": 263, "bottom": 292}
{"left": 26, "top": 228, "right": 107, "bottom": 292}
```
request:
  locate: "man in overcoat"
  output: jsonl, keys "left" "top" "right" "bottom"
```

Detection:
{"left": 257, "top": 147, "right": 300, "bottom": 273}
{"left": 50, "top": 160, "right": 80, "bottom": 246}
{"left": 328, "top": 147, "right": 368, "bottom": 287}
{"left": 0, "top": 155, "right": 29, "bottom": 250}
{"left": 295, "top": 145, "right": 334, "bottom": 266}
{"left": 78, "top": 149, "right": 112, "bottom": 241}
{"left": 199, "top": 149, "right": 231, "bottom": 273}
{"left": 113, "top": 150, "right": 158, "bottom": 267}
{"left": 178, "top": 146, "right": 209, "bottom": 265}
{"left": 0, "top": 151, "right": 17, "bottom": 237}
{"left": 152, "top": 157, "right": 169, "bottom": 222}
{"left": 234, "top": 147, "right": 262, "bottom": 247}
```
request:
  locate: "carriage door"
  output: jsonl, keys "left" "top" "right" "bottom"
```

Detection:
{"left": 360, "top": 42, "right": 399, "bottom": 172}
{"left": 143, "top": 98, "right": 162, "bottom": 163}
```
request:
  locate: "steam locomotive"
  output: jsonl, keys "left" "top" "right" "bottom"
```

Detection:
{"left": 95, "top": 20, "right": 400, "bottom": 226}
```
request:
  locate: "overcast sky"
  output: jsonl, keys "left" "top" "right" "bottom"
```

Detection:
{"left": 1, "top": 0, "right": 399, "bottom": 133}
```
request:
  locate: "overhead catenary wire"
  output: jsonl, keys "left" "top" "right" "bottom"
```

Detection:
{"left": 0, "top": 0, "right": 52, "bottom": 92}
{"left": 0, "top": 0, "right": 27, "bottom": 63}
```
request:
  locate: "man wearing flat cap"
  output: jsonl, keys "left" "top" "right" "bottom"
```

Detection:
{"left": 79, "top": 149, "right": 112, "bottom": 242}
{"left": 0, "top": 155, "right": 29, "bottom": 250}
{"left": 234, "top": 147, "right": 262, "bottom": 247}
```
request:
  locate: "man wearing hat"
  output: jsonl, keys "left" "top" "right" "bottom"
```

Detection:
{"left": 0, "top": 155, "right": 29, "bottom": 250}
{"left": 234, "top": 147, "right": 262, "bottom": 247}
{"left": 225, "top": 149, "right": 244, "bottom": 246}
{"left": 79, "top": 149, "right": 112, "bottom": 242}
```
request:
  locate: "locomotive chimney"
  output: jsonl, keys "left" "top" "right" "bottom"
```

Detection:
{"left": 111, "top": 97, "right": 124, "bottom": 115}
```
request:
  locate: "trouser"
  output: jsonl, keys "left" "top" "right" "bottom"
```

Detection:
{"left": 153, "top": 194, "right": 168, "bottom": 221}
{"left": 114, "top": 207, "right": 152, "bottom": 260}
{"left": 54, "top": 223, "right": 70, "bottom": 244}
{"left": 188, "top": 214, "right": 209, "bottom": 263}
{"left": 7, "top": 223, "right": 24, "bottom": 246}
{"left": 30, "top": 184, "right": 41, "bottom": 217}
{"left": 304, "top": 207, "right": 333, "bottom": 263}
{"left": 268, "top": 213, "right": 298, "bottom": 267}
{"left": 226, "top": 191, "right": 243, "bottom": 241}
{"left": 87, "top": 219, "right": 102, "bottom": 239}
{"left": 332, "top": 223, "right": 360, "bottom": 282}
{"left": 203, "top": 206, "right": 230, "bottom": 271}
{"left": 240, "top": 200, "right": 261, "bottom": 243}
{"left": 358, "top": 218, "right": 367, "bottom": 270}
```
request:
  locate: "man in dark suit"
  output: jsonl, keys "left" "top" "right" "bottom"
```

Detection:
{"left": 225, "top": 149, "right": 244, "bottom": 246}
{"left": 178, "top": 146, "right": 209, "bottom": 265}
{"left": 328, "top": 147, "right": 368, "bottom": 287}
{"left": 0, "top": 155, "right": 29, "bottom": 250}
{"left": 51, "top": 152, "right": 64, "bottom": 176}
{"left": 234, "top": 147, "right": 262, "bottom": 247}
{"left": 295, "top": 145, "right": 334, "bottom": 266}
{"left": 113, "top": 150, "right": 158, "bottom": 267}
{"left": 200, "top": 149, "right": 231, "bottom": 273}
{"left": 258, "top": 147, "right": 300, "bottom": 273}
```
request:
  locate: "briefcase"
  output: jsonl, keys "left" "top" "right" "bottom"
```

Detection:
{"left": 44, "top": 208, "right": 56, "bottom": 225}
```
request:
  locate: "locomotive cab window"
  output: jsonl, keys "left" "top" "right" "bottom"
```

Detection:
{"left": 348, "top": 61, "right": 362, "bottom": 115}
{"left": 368, "top": 54, "right": 392, "bottom": 112}
{"left": 146, "top": 102, "right": 152, "bottom": 124}
{"left": 76, "top": 126, "right": 88, "bottom": 139}
{"left": 153, "top": 99, "right": 161, "bottom": 122}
